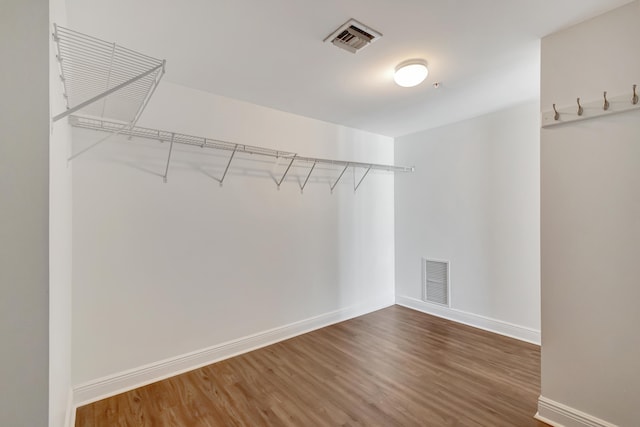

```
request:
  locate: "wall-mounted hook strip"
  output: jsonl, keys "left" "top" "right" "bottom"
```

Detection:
{"left": 577, "top": 98, "right": 583, "bottom": 116}
{"left": 163, "top": 133, "right": 175, "bottom": 183}
{"left": 542, "top": 86, "right": 640, "bottom": 128}
{"left": 300, "top": 161, "right": 317, "bottom": 194}
{"left": 330, "top": 163, "right": 350, "bottom": 193}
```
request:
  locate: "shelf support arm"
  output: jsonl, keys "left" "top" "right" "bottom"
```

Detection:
{"left": 66, "top": 62, "right": 165, "bottom": 161}
{"left": 52, "top": 63, "right": 163, "bottom": 122}
{"left": 219, "top": 144, "right": 237, "bottom": 186}
{"left": 354, "top": 165, "right": 372, "bottom": 192}
{"left": 163, "top": 133, "right": 175, "bottom": 183}
{"left": 277, "top": 156, "right": 296, "bottom": 189}
{"left": 330, "top": 163, "right": 350, "bottom": 193}
{"left": 300, "top": 161, "right": 317, "bottom": 194}
{"left": 126, "top": 60, "right": 165, "bottom": 139}
{"left": 100, "top": 42, "right": 117, "bottom": 117}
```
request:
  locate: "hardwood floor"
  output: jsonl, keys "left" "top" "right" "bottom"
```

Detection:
{"left": 76, "top": 306, "right": 548, "bottom": 426}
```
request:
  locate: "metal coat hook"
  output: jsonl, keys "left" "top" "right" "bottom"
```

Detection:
{"left": 633, "top": 84, "right": 638, "bottom": 105}
{"left": 552, "top": 104, "right": 559, "bottom": 120}
{"left": 603, "top": 91, "right": 610, "bottom": 111}
{"left": 577, "top": 98, "right": 583, "bottom": 116}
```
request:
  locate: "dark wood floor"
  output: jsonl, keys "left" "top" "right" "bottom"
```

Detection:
{"left": 76, "top": 305, "right": 547, "bottom": 426}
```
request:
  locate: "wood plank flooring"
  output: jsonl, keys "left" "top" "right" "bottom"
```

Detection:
{"left": 76, "top": 305, "right": 547, "bottom": 426}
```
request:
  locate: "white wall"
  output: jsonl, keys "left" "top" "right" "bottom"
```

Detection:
{"left": 395, "top": 101, "right": 541, "bottom": 342}
{"left": 0, "top": 0, "right": 50, "bottom": 426}
{"left": 71, "top": 81, "right": 396, "bottom": 387}
{"left": 49, "top": 0, "right": 73, "bottom": 426}
{"left": 539, "top": 2, "right": 640, "bottom": 426}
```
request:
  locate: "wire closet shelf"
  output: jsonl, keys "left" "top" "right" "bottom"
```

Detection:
{"left": 52, "top": 24, "right": 165, "bottom": 125}
{"left": 53, "top": 24, "right": 413, "bottom": 192}
{"left": 69, "top": 115, "right": 415, "bottom": 191}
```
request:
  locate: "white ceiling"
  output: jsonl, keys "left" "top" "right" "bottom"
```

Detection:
{"left": 66, "top": 0, "right": 632, "bottom": 137}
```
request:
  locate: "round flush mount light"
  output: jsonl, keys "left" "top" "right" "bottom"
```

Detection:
{"left": 394, "top": 59, "right": 428, "bottom": 88}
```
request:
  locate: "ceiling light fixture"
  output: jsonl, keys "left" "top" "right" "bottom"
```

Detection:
{"left": 394, "top": 59, "right": 428, "bottom": 88}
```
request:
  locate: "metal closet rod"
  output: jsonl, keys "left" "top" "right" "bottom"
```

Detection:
{"left": 68, "top": 115, "right": 415, "bottom": 173}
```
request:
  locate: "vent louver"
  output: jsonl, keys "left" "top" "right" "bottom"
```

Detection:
{"left": 422, "top": 259, "right": 449, "bottom": 306}
{"left": 324, "top": 19, "right": 382, "bottom": 54}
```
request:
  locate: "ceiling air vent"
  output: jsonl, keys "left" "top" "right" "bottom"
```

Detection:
{"left": 324, "top": 19, "right": 382, "bottom": 54}
{"left": 422, "top": 259, "right": 450, "bottom": 306}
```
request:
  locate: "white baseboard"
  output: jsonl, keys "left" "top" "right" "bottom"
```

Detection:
{"left": 395, "top": 295, "right": 541, "bottom": 345}
{"left": 535, "top": 396, "right": 618, "bottom": 427}
{"left": 72, "top": 295, "right": 394, "bottom": 408}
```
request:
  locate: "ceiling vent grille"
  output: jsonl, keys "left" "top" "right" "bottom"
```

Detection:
{"left": 324, "top": 19, "right": 382, "bottom": 54}
{"left": 422, "top": 259, "right": 450, "bottom": 306}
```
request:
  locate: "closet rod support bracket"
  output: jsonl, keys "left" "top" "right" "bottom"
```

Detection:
{"left": 300, "top": 161, "right": 317, "bottom": 194}
{"left": 354, "top": 165, "right": 372, "bottom": 192}
{"left": 52, "top": 63, "right": 163, "bottom": 123}
{"left": 330, "top": 163, "right": 350, "bottom": 194}
{"left": 219, "top": 144, "right": 238, "bottom": 186}
{"left": 277, "top": 156, "right": 297, "bottom": 189}
{"left": 163, "top": 133, "right": 175, "bottom": 183}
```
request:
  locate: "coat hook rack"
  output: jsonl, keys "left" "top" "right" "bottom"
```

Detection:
{"left": 542, "top": 84, "right": 640, "bottom": 128}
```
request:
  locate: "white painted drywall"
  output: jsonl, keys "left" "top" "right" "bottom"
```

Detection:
{"left": 540, "top": 2, "right": 640, "bottom": 426}
{"left": 71, "top": 81, "right": 395, "bottom": 385}
{"left": 395, "top": 101, "right": 541, "bottom": 336}
{"left": 49, "top": 0, "right": 73, "bottom": 425}
{"left": 0, "top": 1, "right": 50, "bottom": 426}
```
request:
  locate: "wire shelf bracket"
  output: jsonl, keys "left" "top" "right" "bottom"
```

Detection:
{"left": 69, "top": 115, "right": 415, "bottom": 192}
{"left": 330, "top": 163, "right": 350, "bottom": 194}
{"left": 163, "top": 133, "right": 175, "bottom": 183}
{"left": 52, "top": 24, "right": 166, "bottom": 159}
{"left": 354, "top": 165, "right": 373, "bottom": 192}
{"left": 277, "top": 155, "right": 297, "bottom": 190}
{"left": 219, "top": 145, "right": 238, "bottom": 186}
{"left": 300, "top": 161, "right": 317, "bottom": 194}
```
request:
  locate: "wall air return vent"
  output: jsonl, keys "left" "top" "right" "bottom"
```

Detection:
{"left": 324, "top": 19, "right": 382, "bottom": 54}
{"left": 422, "top": 259, "right": 450, "bottom": 306}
